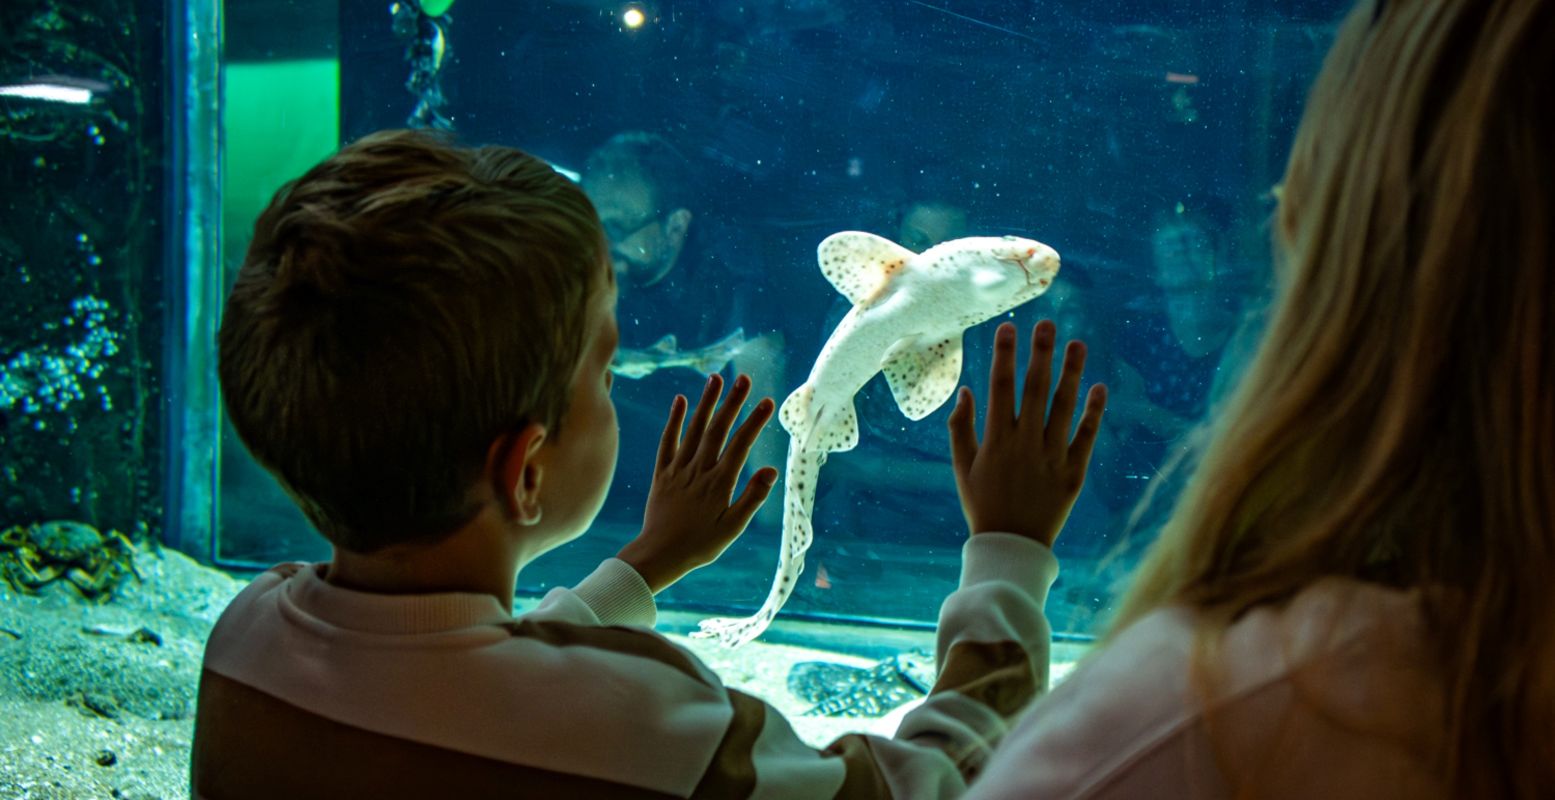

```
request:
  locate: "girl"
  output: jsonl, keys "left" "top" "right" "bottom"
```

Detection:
{"left": 964, "top": 0, "right": 1553, "bottom": 797}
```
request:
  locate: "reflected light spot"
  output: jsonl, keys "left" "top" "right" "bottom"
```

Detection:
{"left": 0, "top": 83, "right": 92, "bottom": 104}
{"left": 622, "top": 7, "right": 645, "bottom": 28}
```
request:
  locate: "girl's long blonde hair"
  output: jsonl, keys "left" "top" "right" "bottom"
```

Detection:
{"left": 1110, "top": 0, "right": 1553, "bottom": 795}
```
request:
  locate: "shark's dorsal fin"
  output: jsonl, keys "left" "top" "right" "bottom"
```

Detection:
{"left": 882, "top": 334, "right": 964, "bottom": 421}
{"left": 817, "top": 232, "right": 916, "bottom": 306}
{"left": 650, "top": 334, "right": 678, "bottom": 354}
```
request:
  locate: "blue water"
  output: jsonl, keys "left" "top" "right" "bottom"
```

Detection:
{"left": 223, "top": 0, "right": 1349, "bottom": 637}
{"left": 3, "top": 0, "right": 1351, "bottom": 641}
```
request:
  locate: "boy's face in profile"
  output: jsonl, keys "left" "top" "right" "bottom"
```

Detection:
{"left": 530, "top": 272, "right": 621, "bottom": 547}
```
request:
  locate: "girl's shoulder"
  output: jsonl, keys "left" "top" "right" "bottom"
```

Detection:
{"left": 966, "top": 581, "right": 1445, "bottom": 799}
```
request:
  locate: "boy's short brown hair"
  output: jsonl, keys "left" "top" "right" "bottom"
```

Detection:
{"left": 218, "top": 129, "right": 605, "bottom": 553}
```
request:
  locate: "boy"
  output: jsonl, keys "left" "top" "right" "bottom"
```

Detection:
{"left": 193, "top": 129, "right": 1106, "bottom": 798}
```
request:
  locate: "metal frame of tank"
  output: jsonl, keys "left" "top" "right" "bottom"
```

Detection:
{"left": 162, "top": 0, "right": 222, "bottom": 561}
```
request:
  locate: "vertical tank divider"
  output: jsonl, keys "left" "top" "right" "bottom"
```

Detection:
{"left": 163, "top": 0, "right": 223, "bottom": 561}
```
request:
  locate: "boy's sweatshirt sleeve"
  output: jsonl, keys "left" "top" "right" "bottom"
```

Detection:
{"left": 522, "top": 557, "right": 660, "bottom": 627}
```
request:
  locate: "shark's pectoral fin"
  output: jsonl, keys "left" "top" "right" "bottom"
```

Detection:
{"left": 780, "top": 384, "right": 860, "bottom": 453}
{"left": 778, "top": 385, "right": 811, "bottom": 438}
{"left": 817, "top": 232, "right": 917, "bottom": 306}
{"left": 882, "top": 335, "right": 964, "bottom": 421}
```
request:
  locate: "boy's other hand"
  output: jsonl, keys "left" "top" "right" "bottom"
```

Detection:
{"left": 620, "top": 374, "right": 778, "bottom": 593}
{"left": 947, "top": 321, "right": 1107, "bottom": 547}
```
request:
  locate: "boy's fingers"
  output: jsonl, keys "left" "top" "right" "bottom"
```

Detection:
{"left": 717, "top": 396, "right": 774, "bottom": 478}
{"left": 727, "top": 468, "right": 779, "bottom": 529}
{"left": 947, "top": 387, "right": 978, "bottom": 476}
{"left": 986, "top": 323, "right": 1018, "bottom": 438}
{"left": 656, "top": 395, "right": 687, "bottom": 471}
{"left": 1021, "top": 321, "right": 1056, "bottom": 438}
{"left": 677, "top": 374, "right": 723, "bottom": 467}
{"left": 698, "top": 374, "right": 753, "bottom": 469}
{"left": 1067, "top": 383, "right": 1108, "bottom": 468}
{"left": 1045, "top": 341, "right": 1087, "bottom": 450}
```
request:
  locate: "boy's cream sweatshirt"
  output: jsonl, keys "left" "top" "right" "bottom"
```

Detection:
{"left": 191, "top": 532, "right": 1056, "bottom": 799}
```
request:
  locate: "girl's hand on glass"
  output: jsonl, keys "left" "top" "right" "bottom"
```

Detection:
{"left": 947, "top": 321, "right": 1107, "bottom": 547}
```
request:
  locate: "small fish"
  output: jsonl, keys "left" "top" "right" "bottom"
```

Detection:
{"left": 813, "top": 562, "right": 832, "bottom": 590}
{"left": 694, "top": 232, "right": 1059, "bottom": 647}
{"left": 610, "top": 328, "right": 747, "bottom": 380}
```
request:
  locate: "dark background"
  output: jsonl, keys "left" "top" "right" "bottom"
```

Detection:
{"left": 1, "top": 0, "right": 168, "bottom": 544}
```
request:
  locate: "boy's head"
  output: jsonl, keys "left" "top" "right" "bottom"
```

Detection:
{"left": 219, "top": 129, "right": 618, "bottom": 554}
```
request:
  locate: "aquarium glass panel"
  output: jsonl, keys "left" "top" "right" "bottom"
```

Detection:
{"left": 213, "top": 0, "right": 340, "bottom": 567}
{"left": 213, "top": 0, "right": 1350, "bottom": 639}
{"left": 1, "top": 0, "right": 169, "bottom": 563}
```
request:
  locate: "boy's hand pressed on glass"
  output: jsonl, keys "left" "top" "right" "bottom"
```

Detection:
{"left": 619, "top": 374, "right": 778, "bottom": 593}
{"left": 948, "top": 320, "right": 1107, "bottom": 547}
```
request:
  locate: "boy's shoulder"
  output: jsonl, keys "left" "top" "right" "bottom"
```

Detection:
{"left": 194, "top": 564, "right": 757, "bottom": 797}
{"left": 205, "top": 562, "right": 307, "bottom": 639}
{"left": 201, "top": 561, "right": 725, "bottom": 698}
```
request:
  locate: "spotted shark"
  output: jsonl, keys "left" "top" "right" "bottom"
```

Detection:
{"left": 693, "top": 231, "right": 1060, "bottom": 647}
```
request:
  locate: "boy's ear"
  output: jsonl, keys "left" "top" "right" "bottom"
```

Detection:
{"left": 487, "top": 423, "right": 547, "bottom": 526}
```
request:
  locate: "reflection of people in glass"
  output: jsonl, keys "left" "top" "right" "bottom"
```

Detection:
{"left": 1095, "top": 202, "right": 1266, "bottom": 536}
{"left": 1126, "top": 202, "right": 1243, "bottom": 415}
{"left": 583, "top": 132, "right": 694, "bottom": 291}
{"left": 1151, "top": 204, "right": 1239, "bottom": 361}
{"left": 896, "top": 199, "right": 968, "bottom": 254}
{"left": 1105, "top": 203, "right": 1247, "bottom": 451}
{"left": 581, "top": 130, "right": 786, "bottom": 391}
{"left": 581, "top": 132, "right": 787, "bottom": 520}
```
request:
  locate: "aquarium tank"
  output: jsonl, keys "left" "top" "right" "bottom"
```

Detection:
{"left": 1, "top": 0, "right": 1348, "bottom": 794}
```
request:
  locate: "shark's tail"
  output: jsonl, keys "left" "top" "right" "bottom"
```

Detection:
{"left": 693, "top": 441, "right": 824, "bottom": 648}
{"left": 692, "top": 385, "right": 861, "bottom": 646}
{"left": 778, "top": 384, "right": 860, "bottom": 454}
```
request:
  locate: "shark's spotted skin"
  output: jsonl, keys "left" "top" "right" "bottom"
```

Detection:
{"left": 694, "top": 231, "right": 1059, "bottom": 647}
